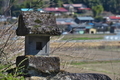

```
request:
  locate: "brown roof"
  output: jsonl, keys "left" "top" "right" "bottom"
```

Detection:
{"left": 16, "top": 11, "right": 61, "bottom": 36}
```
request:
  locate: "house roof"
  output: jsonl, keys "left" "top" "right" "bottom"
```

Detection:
{"left": 85, "top": 26, "right": 93, "bottom": 29}
{"left": 109, "top": 16, "right": 120, "bottom": 19}
{"left": 56, "top": 18, "right": 76, "bottom": 25}
{"left": 56, "top": 21, "right": 76, "bottom": 25}
{"left": 78, "top": 8, "right": 91, "bottom": 10}
{"left": 63, "top": 4, "right": 83, "bottom": 7}
{"left": 77, "top": 17, "right": 94, "bottom": 20}
{"left": 111, "top": 23, "right": 120, "bottom": 27}
{"left": 16, "top": 11, "right": 61, "bottom": 36}
{"left": 94, "top": 23, "right": 109, "bottom": 27}
{"left": 70, "top": 24, "right": 87, "bottom": 28}
{"left": 21, "top": 8, "right": 44, "bottom": 12}
{"left": 37, "top": 9, "right": 43, "bottom": 11}
{"left": 21, "top": 8, "right": 33, "bottom": 11}
{"left": 44, "top": 7, "right": 68, "bottom": 12}
{"left": 102, "top": 23, "right": 109, "bottom": 26}
{"left": 56, "top": 18, "right": 74, "bottom": 21}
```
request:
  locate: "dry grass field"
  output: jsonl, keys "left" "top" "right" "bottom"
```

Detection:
{"left": 50, "top": 38, "right": 120, "bottom": 80}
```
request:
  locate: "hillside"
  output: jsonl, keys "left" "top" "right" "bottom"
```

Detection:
{"left": 51, "top": 0, "right": 120, "bottom": 14}
{"left": 0, "top": 0, "right": 120, "bottom": 16}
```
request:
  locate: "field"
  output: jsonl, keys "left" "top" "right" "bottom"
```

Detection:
{"left": 50, "top": 34, "right": 120, "bottom": 80}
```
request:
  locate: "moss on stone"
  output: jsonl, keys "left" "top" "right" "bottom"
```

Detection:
{"left": 48, "top": 26, "right": 52, "bottom": 28}
{"left": 34, "top": 19, "right": 42, "bottom": 23}
{"left": 33, "top": 25, "right": 41, "bottom": 28}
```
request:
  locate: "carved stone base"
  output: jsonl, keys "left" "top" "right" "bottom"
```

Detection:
{"left": 16, "top": 56, "right": 60, "bottom": 76}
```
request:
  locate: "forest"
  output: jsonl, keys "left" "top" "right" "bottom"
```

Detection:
{"left": 0, "top": 0, "right": 120, "bottom": 16}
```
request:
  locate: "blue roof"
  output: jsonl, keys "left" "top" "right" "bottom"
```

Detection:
{"left": 70, "top": 24, "right": 86, "bottom": 27}
{"left": 70, "top": 24, "right": 79, "bottom": 27}
{"left": 37, "top": 9, "right": 43, "bottom": 11}
{"left": 77, "top": 17, "right": 94, "bottom": 20}
{"left": 88, "top": 23, "right": 94, "bottom": 25}
{"left": 21, "top": 8, "right": 33, "bottom": 11}
{"left": 86, "top": 26, "right": 93, "bottom": 29}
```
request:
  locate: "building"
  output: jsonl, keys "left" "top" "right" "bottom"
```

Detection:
{"left": 89, "top": 28, "right": 97, "bottom": 34}
{"left": 111, "top": 23, "right": 120, "bottom": 33}
{"left": 93, "top": 23, "right": 109, "bottom": 33}
{"left": 63, "top": 4, "right": 87, "bottom": 14}
{"left": 66, "top": 24, "right": 86, "bottom": 34}
{"left": 43, "top": 7, "right": 68, "bottom": 16}
{"left": 75, "top": 17, "right": 94, "bottom": 24}
{"left": 21, "top": 8, "right": 44, "bottom": 12}
{"left": 85, "top": 25, "right": 94, "bottom": 33}
{"left": 56, "top": 18, "right": 76, "bottom": 32}
{"left": 56, "top": 18, "right": 76, "bottom": 25}
{"left": 21, "top": 8, "right": 33, "bottom": 11}
{"left": 77, "top": 8, "right": 91, "bottom": 13}
{"left": 63, "top": 4, "right": 86, "bottom": 9}
{"left": 108, "top": 15, "right": 120, "bottom": 22}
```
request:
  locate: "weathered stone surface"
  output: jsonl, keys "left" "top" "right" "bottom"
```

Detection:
{"left": 50, "top": 72, "right": 112, "bottom": 80}
{"left": 16, "top": 11, "right": 61, "bottom": 36}
{"left": 25, "top": 71, "right": 112, "bottom": 80}
{"left": 16, "top": 56, "right": 60, "bottom": 75}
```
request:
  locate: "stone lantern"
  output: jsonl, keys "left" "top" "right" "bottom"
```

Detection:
{"left": 16, "top": 11, "right": 61, "bottom": 75}
{"left": 16, "top": 11, "right": 61, "bottom": 56}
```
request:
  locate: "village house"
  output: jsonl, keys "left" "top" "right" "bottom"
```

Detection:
{"left": 77, "top": 7, "right": 91, "bottom": 13}
{"left": 104, "top": 15, "right": 120, "bottom": 24}
{"left": 56, "top": 18, "right": 76, "bottom": 32}
{"left": 109, "top": 15, "right": 120, "bottom": 22}
{"left": 89, "top": 28, "right": 97, "bottom": 34}
{"left": 75, "top": 17, "right": 94, "bottom": 24}
{"left": 21, "top": 8, "right": 34, "bottom": 11}
{"left": 21, "top": 8, "right": 44, "bottom": 12}
{"left": 93, "top": 23, "right": 109, "bottom": 33}
{"left": 63, "top": 4, "right": 87, "bottom": 14}
{"left": 68, "top": 24, "right": 85, "bottom": 34}
{"left": 43, "top": 7, "right": 68, "bottom": 16}
{"left": 85, "top": 25, "right": 96, "bottom": 34}
{"left": 111, "top": 23, "right": 120, "bottom": 33}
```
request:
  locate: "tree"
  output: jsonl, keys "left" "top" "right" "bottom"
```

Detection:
{"left": 92, "top": 5, "right": 104, "bottom": 17}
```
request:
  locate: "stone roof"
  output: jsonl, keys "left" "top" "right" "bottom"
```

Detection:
{"left": 16, "top": 11, "right": 61, "bottom": 36}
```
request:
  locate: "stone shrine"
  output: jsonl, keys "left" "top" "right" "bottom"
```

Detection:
{"left": 16, "top": 11, "right": 61, "bottom": 56}
{"left": 16, "top": 11, "right": 61, "bottom": 75}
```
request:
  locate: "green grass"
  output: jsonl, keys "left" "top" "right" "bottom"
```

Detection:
{"left": 0, "top": 64, "right": 25, "bottom": 80}
{"left": 0, "top": 64, "right": 8, "bottom": 70}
